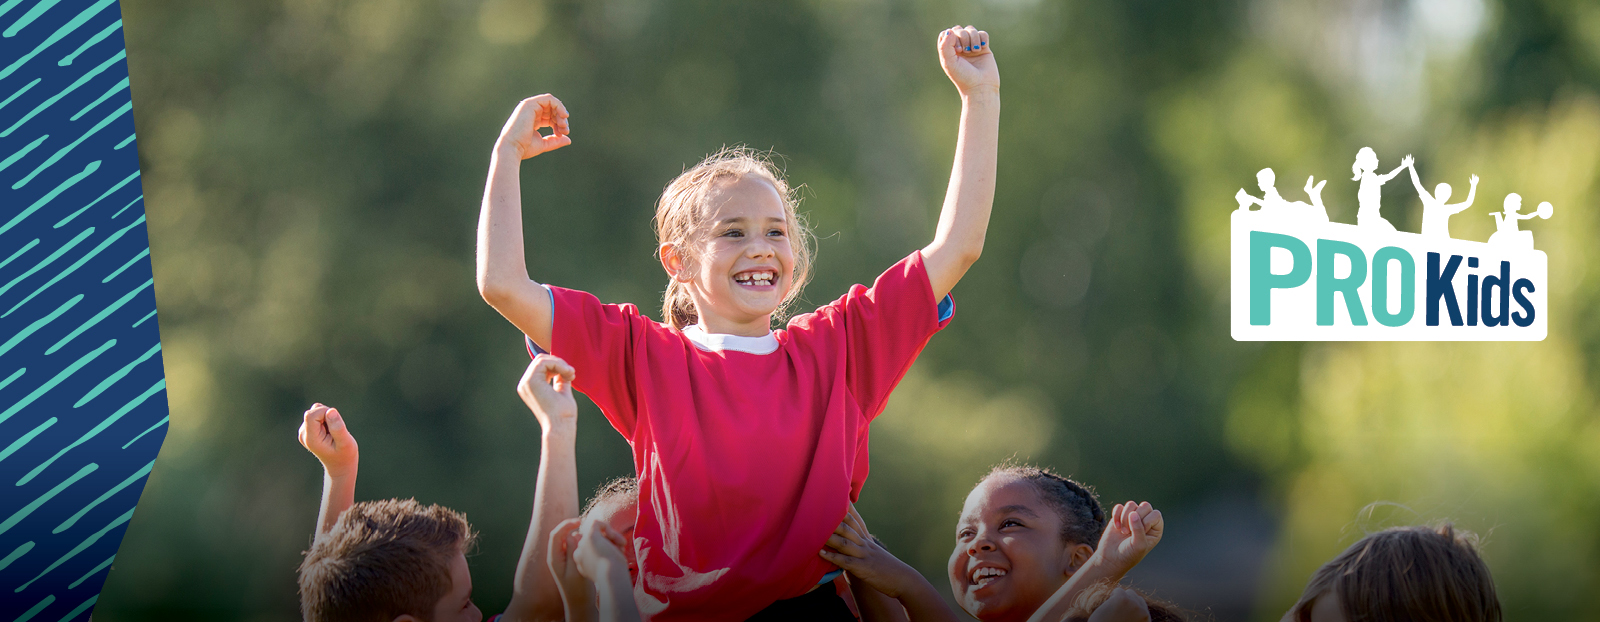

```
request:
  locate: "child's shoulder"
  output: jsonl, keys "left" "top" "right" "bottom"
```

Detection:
{"left": 549, "top": 284, "right": 663, "bottom": 326}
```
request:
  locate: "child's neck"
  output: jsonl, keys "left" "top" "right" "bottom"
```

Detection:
{"left": 695, "top": 312, "right": 773, "bottom": 337}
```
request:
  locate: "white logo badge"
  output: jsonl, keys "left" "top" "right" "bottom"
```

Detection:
{"left": 1231, "top": 148, "right": 1551, "bottom": 341}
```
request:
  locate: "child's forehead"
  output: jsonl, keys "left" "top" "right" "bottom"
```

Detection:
{"left": 446, "top": 551, "right": 473, "bottom": 588}
{"left": 962, "top": 476, "right": 1048, "bottom": 517}
{"left": 705, "top": 177, "right": 786, "bottom": 220}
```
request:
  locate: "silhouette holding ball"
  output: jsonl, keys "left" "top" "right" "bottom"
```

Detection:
{"left": 1488, "top": 193, "right": 1552, "bottom": 250}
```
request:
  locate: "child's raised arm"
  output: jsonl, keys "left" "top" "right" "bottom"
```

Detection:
{"left": 297, "top": 403, "right": 359, "bottom": 538}
{"left": 1407, "top": 162, "right": 1430, "bottom": 201}
{"left": 923, "top": 26, "right": 1000, "bottom": 300}
{"left": 1451, "top": 175, "right": 1479, "bottom": 214}
{"left": 1027, "top": 501, "right": 1164, "bottom": 622}
{"left": 501, "top": 355, "right": 583, "bottom": 622}
{"left": 1381, "top": 154, "right": 1414, "bottom": 183}
{"left": 478, "top": 95, "right": 572, "bottom": 350}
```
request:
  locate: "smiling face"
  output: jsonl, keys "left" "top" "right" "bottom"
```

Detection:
{"left": 948, "top": 476, "right": 1093, "bottom": 622}
{"left": 423, "top": 553, "right": 482, "bottom": 622}
{"left": 664, "top": 176, "right": 796, "bottom": 336}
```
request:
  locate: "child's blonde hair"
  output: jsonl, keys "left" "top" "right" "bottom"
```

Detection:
{"left": 653, "top": 147, "right": 814, "bottom": 329}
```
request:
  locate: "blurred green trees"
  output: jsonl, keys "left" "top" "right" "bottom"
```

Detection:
{"left": 104, "top": 0, "right": 1600, "bottom": 619}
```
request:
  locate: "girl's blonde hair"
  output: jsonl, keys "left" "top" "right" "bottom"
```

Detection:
{"left": 653, "top": 147, "right": 814, "bottom": 329}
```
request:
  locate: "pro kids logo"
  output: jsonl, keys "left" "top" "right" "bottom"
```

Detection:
{"left": 1230, "top": 148, "right": 1552, "bottom": 341}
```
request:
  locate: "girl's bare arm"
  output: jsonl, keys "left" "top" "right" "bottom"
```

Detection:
{"left": 477, "top": 94, "right": 571, "bottom": 350}
{"left": 923, "top": 27, "right": 1000, "bottom": 301}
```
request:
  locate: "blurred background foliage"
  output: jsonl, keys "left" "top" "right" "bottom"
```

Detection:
{"left": 102, "top": 0, "right": 1600, "bottom": 619}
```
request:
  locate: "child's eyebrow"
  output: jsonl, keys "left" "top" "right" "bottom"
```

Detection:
{"left": 715, "top": 216, "right": 787, "bottom": 225}
{"left": 997, "top": 505, "right": 1040, "bottom": 517}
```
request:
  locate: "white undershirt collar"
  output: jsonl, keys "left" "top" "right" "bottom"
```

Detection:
{"left": 681, "top": 324, "right": 780, "bottom": 355}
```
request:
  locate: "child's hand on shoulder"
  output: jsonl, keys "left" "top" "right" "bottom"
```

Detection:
{"left": 937, "top": 26, "right": 998, "bottom": 97}
{"left": 1095, "top": 501, "right": 1163, "bottom": 575}
{"left": 519, "top": 354, "right": 579, "bottom": 432}
{"left": 818, "top": 504, "right": 920, "bottom": 599}
{"left": 298, "top": 403, "right": 358, "bottom": 479}
{"left": 496, "top": 94, "right": 572, "bottom": 160}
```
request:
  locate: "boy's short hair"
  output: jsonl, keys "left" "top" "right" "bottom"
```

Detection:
{"left": 298, "top": 498, "right": 477, "bottom": 622}
{"left": 1290, "top": 523, "right": 1500, "bottom": 622}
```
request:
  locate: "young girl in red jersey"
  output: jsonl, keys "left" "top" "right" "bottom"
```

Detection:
{"left": 476, "top": 26, "right": 999, "bottom": 621}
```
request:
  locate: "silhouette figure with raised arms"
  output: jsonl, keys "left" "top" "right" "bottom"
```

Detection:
{"left": 1488, "top": 193, "right": 1552, "bottom": 250}
{"left": 1407, "top": 163, "right": 1478, "bottom": 239}
{"left": 1351, "top": 147, "right": 1410, "bottom": 232}
{"left": 1235, "top": 168, "right": 1329, "bottom": 222}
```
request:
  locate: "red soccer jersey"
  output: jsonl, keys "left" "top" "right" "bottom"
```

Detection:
{"left": 545, "top": 251, "right": 952, "bottom": 622}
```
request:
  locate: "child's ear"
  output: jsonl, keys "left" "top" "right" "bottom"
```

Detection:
{"left": 1064, "top": 542, "right": 1095, "bottom": 575}
{"left": 659, "top": 243, "right": 694, "bottom": 282}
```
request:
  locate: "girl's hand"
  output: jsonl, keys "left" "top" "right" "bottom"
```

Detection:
{"left": 496, "top": 94, "right": 572, "bottom": 160}
{"left": 518, "top": 354, "right": 579, "bottom": 432}
{"left": 298, "top": 403, "right": 358, "bottom": 479}
{"left": 938, "top": 26, "right": 999, "bottom": 97}
{"left": 1094, "top": 501, "right": 1164, "bottom": 575}
{"left": 818, "top": 505, "right": 920, "bottom": 599}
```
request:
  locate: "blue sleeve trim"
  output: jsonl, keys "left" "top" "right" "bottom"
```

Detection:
{"left": 937, "top": 294, "right": 955, "bottom": 322}
{"left": 818, "top": 568, "right": 844, "bottom": 585}
{"left": 525, "top": 284, "right": 555, "bottom": 358}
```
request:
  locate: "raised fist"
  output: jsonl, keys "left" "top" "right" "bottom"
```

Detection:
{"left": 1095, "top": 501, "right": 1164, "bottom": 575}
{"left": 496, "top": 94, "right": 572, "bottom": 160}
{"left": 298, "top": 403, "right": 358, "bottom": 478}
{"left": 938, "top": 26, "right": 999, "bottom": 97}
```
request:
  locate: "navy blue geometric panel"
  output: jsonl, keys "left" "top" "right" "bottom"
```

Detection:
{"left": 0, "top": 1, "right": 166, "bottom": 619}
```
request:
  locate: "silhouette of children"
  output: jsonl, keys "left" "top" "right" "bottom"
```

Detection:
{"left": 1351, "top": 147, "right": 1411, "bottom": 232}
{"left": 1407, "top": 163, "right": 1478, "bottom": 239}
{"left": 1234, "top": 168, "right": 1329, "bottom": 222}
{"left": 1487, "top": 193, "right": 1552, "bottom": 250}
